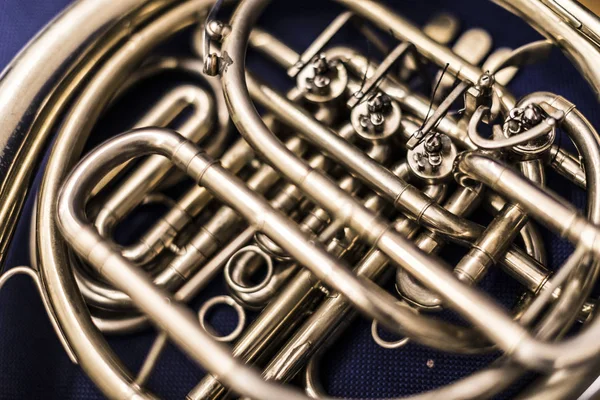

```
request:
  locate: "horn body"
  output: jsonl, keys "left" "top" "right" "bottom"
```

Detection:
{"left": 0, "top": 0, "right": 600, "bottom": 399}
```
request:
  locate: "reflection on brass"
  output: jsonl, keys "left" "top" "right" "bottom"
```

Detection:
{"left": 1, "top": 0, "right": 600, "bottom": 399}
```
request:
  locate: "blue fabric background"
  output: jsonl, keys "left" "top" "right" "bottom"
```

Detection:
{"left": 0, "top": 0, "right": 598, "bottom": 399}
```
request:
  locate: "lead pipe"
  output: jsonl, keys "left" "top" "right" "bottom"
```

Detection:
{"left": 220, "top": 0, "right": 600, "bottom": 372}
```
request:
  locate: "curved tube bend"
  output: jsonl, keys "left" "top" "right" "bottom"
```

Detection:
{"left": 221, "top": 0, "right": 600, "bottom": 372}
{"left": 57, "top": 129, "right": 307, "bottom": 400}
{"left": 35, "top": 2, "right": 207, "bottom": 399}
{"left": 54, "top": 128, "right": 490, "bottom": 399}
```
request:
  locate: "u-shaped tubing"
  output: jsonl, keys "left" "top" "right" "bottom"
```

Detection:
{"left": 58, "top": 128, "right": 494, "bottom": 400}
{"left": 20, "top": 0, "right": 600, "bottom": 398}
{"left": 58, "top": 129, "right": 311, "bottom": 400}
{"left": 220, "top": 0, "right": 600, "bottom": 372}
{"left": 94, "top": 84, "right": 215, "bottom": 239}
{"left": 223, "top": 0, "right": 534, "bottom": 354}
{"left": 58, "top": 125, "right": 501, "bottom": 352}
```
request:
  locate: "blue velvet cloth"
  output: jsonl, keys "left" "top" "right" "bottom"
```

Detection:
{"left": 0, "top": 0, "right": 597, "bottom": 399}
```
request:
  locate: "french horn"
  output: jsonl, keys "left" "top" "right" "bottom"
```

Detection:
{"left": 1, "top": 0, "right": 600, "bottom": 399}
